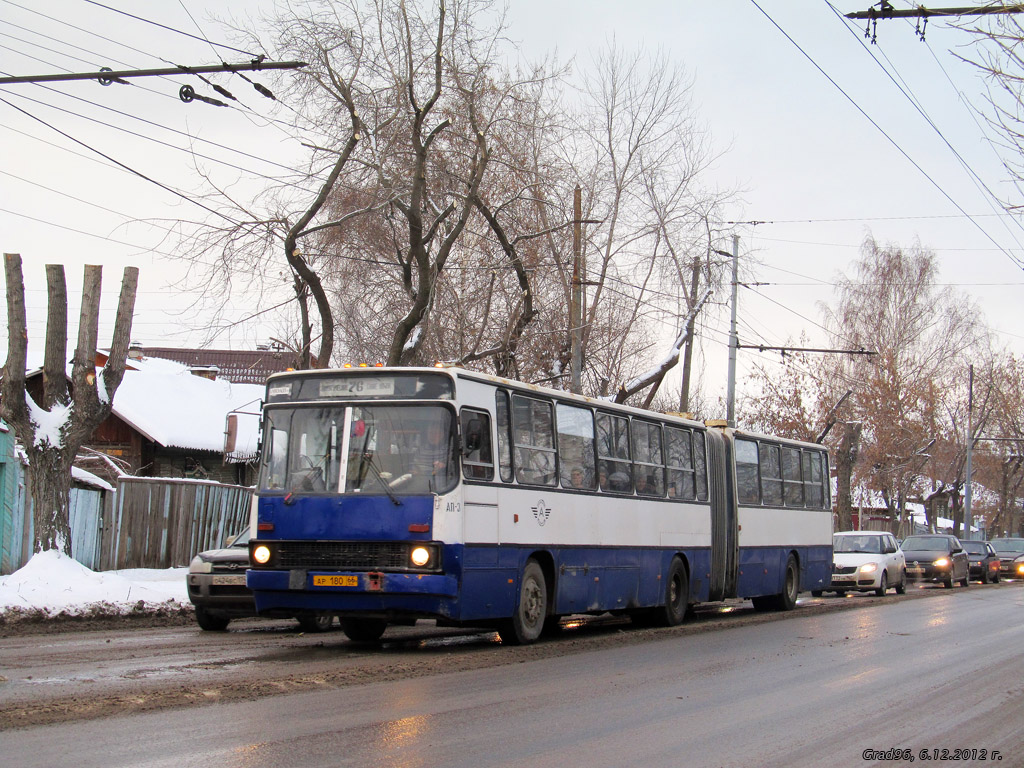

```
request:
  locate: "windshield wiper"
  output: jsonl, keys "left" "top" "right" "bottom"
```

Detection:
{"left": 363, "top": 455, "right": 402, "bottom": 506}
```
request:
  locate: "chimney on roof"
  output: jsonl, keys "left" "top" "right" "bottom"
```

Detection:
{"left": 128, "top": 341, "right": 144, "bottom": 361}
{"left": 189, "top": 365, "right": 219, "bottom": 381}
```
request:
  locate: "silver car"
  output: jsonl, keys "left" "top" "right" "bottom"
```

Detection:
{"left": 188, "top": 529, "right": 333, "bottom": 632}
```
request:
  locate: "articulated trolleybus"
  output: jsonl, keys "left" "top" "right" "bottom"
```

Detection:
{"left": 246, "top": 366, "right": 832, "bottom": 644}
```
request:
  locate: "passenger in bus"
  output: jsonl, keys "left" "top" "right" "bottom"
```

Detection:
{"left": 608, "top": 470, "right": 631, "bottom": 492}
{"left": 569, "top": 467, "right": 587, "bottom": 489}
{"left": 598, "top": 463, "right": 609, "bottom": 490}
{"left": 635, "top": 473, "right": 649, "bottom": 495}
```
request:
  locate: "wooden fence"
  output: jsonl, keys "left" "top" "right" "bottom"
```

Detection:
{"left": 102, "top": 477, "right": 253, "bottom": 570}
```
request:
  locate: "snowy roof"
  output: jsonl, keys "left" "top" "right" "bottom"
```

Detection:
{"left": 71, "top": 465, "right": 115, "bottom": 492}
{"left": 109, "top": 357, "right": 263, "bottom": 455}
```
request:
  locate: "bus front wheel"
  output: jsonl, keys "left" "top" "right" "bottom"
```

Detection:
{"left": 499, "top": 559, "right": 547, "bottom": 645}
{"left": 340, "top": 617, "right": 388, "bottom": 643}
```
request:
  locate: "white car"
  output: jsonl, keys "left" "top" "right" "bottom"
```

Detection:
{"left": 818, "top": 531, "right": 907, "bottom": 597}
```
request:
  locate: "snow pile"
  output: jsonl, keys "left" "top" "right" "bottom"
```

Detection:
{"left": 0, "top": 549, "right": 189, "bottom": 618}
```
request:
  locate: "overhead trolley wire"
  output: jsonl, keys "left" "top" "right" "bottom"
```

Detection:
{"left": 750, "top": 0, "right": 1024, "bottom": 271}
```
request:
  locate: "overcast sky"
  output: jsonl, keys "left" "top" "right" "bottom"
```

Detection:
{"left": 2, "top": 1, "right": 1021, "bottom": 408}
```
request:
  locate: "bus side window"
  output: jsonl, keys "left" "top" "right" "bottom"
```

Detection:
{"left": 495, "top": 391, "right": 514, "bottom": 483}
{"left": 511, "top": 395, "right": 557, "bottom": 486}
{"left": 556, "top": 403, "right": 596, "bottom": 490}
{"left": 781, "top": 446, "right": 804, "bottom": 507}
{"left": 760, "top": 443, "right": 783, "bottom": 506}
{"left": 665, "top": 426, "right": 695, "bottom": 500}
{"left": 693, "top": 431, "right": 709, "bottom": 501}
{"left": 735, "top": 439, "right": 760, "bottom": 505}
{"left": 631, "top": 420, "right": 665, "bottom": 497}
{"left": 596, "top": 411, "right": 632, "bottom": 493}
{"left": 461, "top": 408, "right": 494, "bottom": 481}
{"left": 803, "top": 450, "right": 825, "bottom": 508}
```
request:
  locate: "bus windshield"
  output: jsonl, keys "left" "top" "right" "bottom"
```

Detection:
{"left": 260, "top": 404, "right": 458, "bottom": 495}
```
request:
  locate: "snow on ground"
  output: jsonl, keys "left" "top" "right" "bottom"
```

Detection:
{"left": 0, "top": 550, "right": 189, "bottom": 617}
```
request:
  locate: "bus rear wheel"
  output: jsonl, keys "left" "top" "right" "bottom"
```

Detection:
{"left": 659, "top": 557, "right": 689, "bottom": 626}
{"left": 498, "top": 559, "right": 547, "bottom": 645}
{"left": 340, "top": 618, "right": 388, "bottom": 643}
{"left": 753, "top": 554, "right": 799, "bottom": 611}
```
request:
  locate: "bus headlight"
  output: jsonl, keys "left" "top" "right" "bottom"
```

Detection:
{"left": 410, "top": 546, "right": 431, "bottom": 567}
{"left": 252, "top": 544, "right": 273, "bottom": 565}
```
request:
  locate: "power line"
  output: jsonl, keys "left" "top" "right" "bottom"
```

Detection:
{"left": 749, "top": 0, "right": 1024, "bottom": 271}
{"left": 80, "top": 0, "right": 257, "bottom": 57}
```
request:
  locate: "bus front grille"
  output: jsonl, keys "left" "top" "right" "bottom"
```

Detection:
{"left": 273, "top": 541, "right": 409, "bottom": 570}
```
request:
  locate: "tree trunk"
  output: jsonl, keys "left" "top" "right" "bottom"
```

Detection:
{"left": 835, "top": 421, "right": 860, "bottom": 532}
{"left": 0, "top": 255, "right": 138, "bottom": 558}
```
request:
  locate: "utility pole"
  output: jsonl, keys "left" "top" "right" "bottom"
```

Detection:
{"left": 965, "top": 364, "right": 974, "bottom": 538}
{"left": 726, "top": 234, "right": 740, "bottom": 427}
{"left": 570, "top": 185, "right": 583, "bottom": 394}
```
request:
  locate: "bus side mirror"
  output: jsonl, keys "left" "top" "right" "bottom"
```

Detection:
{"left": 224, "top": 414, "right": 238, "bottom": 454}
{"left": 464, "top": 418, "right": 483, "bottom": 454}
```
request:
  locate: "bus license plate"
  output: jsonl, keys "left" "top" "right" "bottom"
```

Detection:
{"left": 313, "top": 575, "right": 359, "bottom": 587}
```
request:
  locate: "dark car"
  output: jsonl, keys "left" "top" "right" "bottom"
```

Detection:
{"left": 187, "top": 529, "right": 333, "bottom": 632}
{"left": 961, "top": 540, "right": 1000, "bottom": 583}
{"left": 989, "top": 537, "right": 1024, "bottom": 580}
{"left": 901, "top": 534, "right": 970, "bottom": 588}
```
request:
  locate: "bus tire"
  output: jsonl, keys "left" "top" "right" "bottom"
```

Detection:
{"left": 777, "top": 554, "right": 799, "bottom": 610}
{"left": 658, "top": 557, "right": 688, "bottom": 626}
{"left": 340, "top": 617, "right": 388, "bottom": 643}
{"left": 753, "top": 554, "right": 799, "bottom": 611}
{"left": 499, "top": 559, "right": 547, "bottom": 645}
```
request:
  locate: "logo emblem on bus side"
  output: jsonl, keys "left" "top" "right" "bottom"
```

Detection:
{"left": 532, "top": 500, "right": 551, "bottom": 526}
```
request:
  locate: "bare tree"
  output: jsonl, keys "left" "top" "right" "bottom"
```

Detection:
{"left": 822, "top": 237, "right": 987, "bottom": 531}
{"left": 1, "top": 255, "right": 137, "bottom": 556}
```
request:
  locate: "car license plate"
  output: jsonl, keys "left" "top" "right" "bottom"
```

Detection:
{"left": 211, "top": 574, "right": 247, "bottom": 585}
{"left": 313, "top": 575, "right": 359, "bottom": 587}
{"left": 907, "top": 566, "right": 924, "bottom": 575}
{"left": 833, "top": 574, "right": 853, "bottom": 582}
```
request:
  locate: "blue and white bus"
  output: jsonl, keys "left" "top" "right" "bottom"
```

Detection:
{"left": 246, "top": 366, "right": 832, "bottom": 644}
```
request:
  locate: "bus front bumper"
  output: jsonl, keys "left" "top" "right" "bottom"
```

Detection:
{"left": 247, "top": 568, "right": 459, "bottom": 618}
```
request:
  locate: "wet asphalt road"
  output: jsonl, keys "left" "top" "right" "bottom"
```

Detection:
{"left": 3, "top": 581, "right": 1023, "bottom": 767}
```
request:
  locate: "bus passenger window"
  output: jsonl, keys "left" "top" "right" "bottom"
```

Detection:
{"left": 665, "top": 427, "right": 695, "bottom": 501}
{"left": 735, "top": 439, "right": 760, "bottom": 505}
{"left": 631, "top": 420, "right": 664, "bottom": 497}
{"left": 781, "top": 446, "right": 804, "bottom": 507}
{"left": 557, "top": 403, "right": 596, "bottom": 490}
{"left": 802, "top": 450, "right": 825, "bottom": 508}
{"left": 512, "top": 395, "right": 557, "bottom": 486}
{"left": 760, "top": 443, "right": 783, "bottom": 506}
{"left": 461, "top": 409, "right": 493, "bottom": 481}
{"left": 596, "top": 412, "right": 631, "bottom": 492}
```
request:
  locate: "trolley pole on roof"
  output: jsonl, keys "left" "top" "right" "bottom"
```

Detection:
{"left": 726, "top": 234, "right": 740, "bottom": 427}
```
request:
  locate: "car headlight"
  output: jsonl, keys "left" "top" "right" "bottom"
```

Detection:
{"left": 933, "top": 557, "right": 950, "bottom": 568}
{"left": 858, "top": 562, "right": 878, "bottom": 574}
{"left": 189, "top": 556, "right": 212, "bottom": 574}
